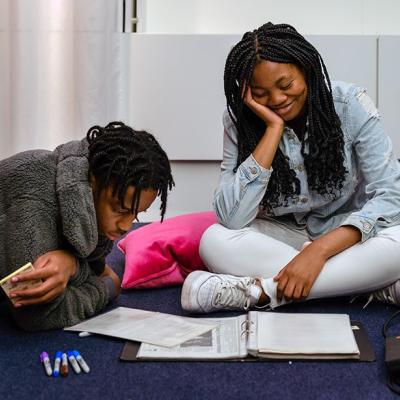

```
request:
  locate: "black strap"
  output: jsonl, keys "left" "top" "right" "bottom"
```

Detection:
{"left": 382, "top": 309, "right": 400, "bottom": 338}
{"left": 387, "top": 378, "right": 400, "bottom": 395}
{"left": 383, "top": 310, "right": 400, "bottom": 395}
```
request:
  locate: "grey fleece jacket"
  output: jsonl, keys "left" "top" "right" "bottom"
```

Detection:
{"left": 0, "top": 139, "right": 114, "bottom": 331}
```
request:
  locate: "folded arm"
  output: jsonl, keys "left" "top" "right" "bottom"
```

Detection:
{"left": 3, "top": 199, "right": 116, "bottom": 331}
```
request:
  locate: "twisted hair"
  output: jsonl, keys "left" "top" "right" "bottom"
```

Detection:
{"left": 224, "top": 22, "right": 346, "bottom": 208}
{"left": 87, "top": 121, "right": 174, "bottom": 221}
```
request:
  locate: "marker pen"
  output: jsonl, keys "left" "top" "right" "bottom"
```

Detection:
{"left": 67, "top": 351, "right": 81, "bottom": 374}
{"left": 73, "top": 350, "right": 90, "bottom": 373}
{"left": 40, "top": 352, "right": 53, "bottom": 377}
{"left": 78, "top": 331, "right": 92, "bottom": 338}
{"left": 53, "top": 351, "right": 62, "bottom": 377}
{"left": 61, "top": 353, "right": 69, "bottom": 377}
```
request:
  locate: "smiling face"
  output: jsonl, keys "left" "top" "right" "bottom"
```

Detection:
{"left": 250, "top": 60, "right": 308, "bottom": 121}
{"left": 92, "top": 183, "right": 157, "bottom": 241}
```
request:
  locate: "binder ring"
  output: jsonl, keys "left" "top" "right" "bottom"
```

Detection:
{"left": 240, "top": 319, "right": 255, "bottom": 337}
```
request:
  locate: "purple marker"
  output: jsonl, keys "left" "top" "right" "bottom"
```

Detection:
{"left": 40, "top": 352, "right": 53, "bottom": 376}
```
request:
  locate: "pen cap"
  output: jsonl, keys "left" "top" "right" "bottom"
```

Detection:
{"left": 40, "top": 352, "right": 49, "bottom": 362}
{"left": 72, "top": 350, "right": 80, "bottom": 357}
{"left": 55, "top": 351, "right": 62, "bottom": 359}
{"left": 67, "top": 351, "right": 75, "bottom": 358}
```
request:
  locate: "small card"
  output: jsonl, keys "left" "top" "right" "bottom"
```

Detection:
{"left": 0, "top": 262, "right": 42, "bottom": 303}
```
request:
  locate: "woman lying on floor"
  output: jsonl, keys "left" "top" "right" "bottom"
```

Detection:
{"left": 181, "top": 22, "right": 400, "bottom": 313}
{"left": 0, "top": 122, "right": 173, "bottom": 330}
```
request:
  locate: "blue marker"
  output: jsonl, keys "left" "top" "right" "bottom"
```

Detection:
{"left": 53, "top": 351, "right": 62, "bottom": 377}
{"left": 67, "top": 351, "right": 81, "bottom": 374}
{"left": 73, "top": 350, "right": 90, "bottom": 373}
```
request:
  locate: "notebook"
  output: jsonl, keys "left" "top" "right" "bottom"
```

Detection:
{"left": 120, "top": 312, "right": 375, "bottom": 362}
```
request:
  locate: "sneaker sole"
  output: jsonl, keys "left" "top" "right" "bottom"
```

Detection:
{"left": 181, "top": 270, "right": 213, "bottom": 313}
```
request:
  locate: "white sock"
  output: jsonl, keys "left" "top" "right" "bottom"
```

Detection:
{"left": 249, "top": 283, "right": 262, "bottom": 305}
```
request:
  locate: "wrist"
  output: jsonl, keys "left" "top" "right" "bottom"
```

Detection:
{"left": 265, "top": 123, "right": 284, "bottom": 135}
{"left": 101, "top": 275, "right": 119, "bottom": 301}
{"left": 305, "top": 241, "right": 331, "bottom": 261}
{"left": 69, "top": 256, "right": 78, "bottom": 278}
{"left": 101, "top": 266, "right": 121, "bottom": 300}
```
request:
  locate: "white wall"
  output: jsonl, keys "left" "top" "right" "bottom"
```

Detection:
{"left": 143, "top": 161, "right": 220, "bottom": 222}
{"left": 137, "top": 0, "right": 400, "bottom": 35}
{"left": 378, "top": 36, "right": 400, "bottom": 158}
{"left": 129, "top": 34, "right": 236, "bottom": 160}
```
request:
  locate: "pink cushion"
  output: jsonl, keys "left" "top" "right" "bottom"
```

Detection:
{"left": 118, "top": 211, "right": 217, "bottom": 289}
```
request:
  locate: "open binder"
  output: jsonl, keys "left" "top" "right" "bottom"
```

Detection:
{"left": 120, "top": 312, "right": 375, "bottom": 362}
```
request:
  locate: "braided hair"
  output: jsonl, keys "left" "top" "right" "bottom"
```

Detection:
{"left": 86, "top": 121, "right": 174, "bottom": 221}
{"left": 224, "top": 22, "right": 346, "bottom": 208}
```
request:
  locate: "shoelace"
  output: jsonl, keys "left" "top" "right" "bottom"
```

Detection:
{"left": 351, "top": 284, "right": 398, "bottom": 309}
{"left": 371, "top": 284, "right": 397, "bottom": 304}
{"left": 213, "top": 279, "right": 254, "bottom": 310}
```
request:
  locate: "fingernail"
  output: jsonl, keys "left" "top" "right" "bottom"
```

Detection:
{"left": 14, "top": 303, "right": 21, "bottom": 308}
{"left": 10, "top": 293, "right": 16, "bottom": 298}
{"left": 11, "top": 277, "right": 18, "bottom": 282}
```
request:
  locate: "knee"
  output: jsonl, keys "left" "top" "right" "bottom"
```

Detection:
{"left": 378, "top": 225, "right": 400, "bottom": 245}
{"left": 199, "top": 224, "right": 222, "bottom": 264}
{"left": 199, "top": 223, "right": 243, "bottom": 272}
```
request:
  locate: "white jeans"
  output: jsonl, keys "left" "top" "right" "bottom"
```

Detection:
{"left": 199, "top": 219, "right": 400, "bottom": 308}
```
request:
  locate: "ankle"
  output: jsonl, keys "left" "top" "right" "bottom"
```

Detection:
{"left": 255, "top": 279, "right": 269, "bottom": 305}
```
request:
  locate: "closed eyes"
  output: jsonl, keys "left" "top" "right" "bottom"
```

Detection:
{"left": 251, "top": 82, "right": 294, "bottom": 98}
{"left": 280, "top": 81, "right": 293, "bottom": 90}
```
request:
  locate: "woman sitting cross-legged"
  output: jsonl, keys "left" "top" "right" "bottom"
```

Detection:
{"left": 181, "top": 22, "right": 400, "bottom": 313}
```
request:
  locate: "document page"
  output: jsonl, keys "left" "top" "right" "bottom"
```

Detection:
{"left": 64, "top": 307, "right": 217, "bottom": 347}
{"left": 246, "top": 311, "right": 258, "bottom": 354}
{"left": 137, "top": 314, "right": 248, "bottom": 359}
{"left": 257, "top": 312, "right": 360, "bottom": 359}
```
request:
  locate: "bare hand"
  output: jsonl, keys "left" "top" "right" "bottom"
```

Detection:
{"left": 273, "top": 245, "right": 326, "bottom": 302}
{"left": 243, "top": 87, "right": 285, "bottom": 130}
{"left": 9, "top": 250, "right": 77, "bottom": 307}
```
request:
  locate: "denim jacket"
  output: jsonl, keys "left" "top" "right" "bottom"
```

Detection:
{"left": 214, "top": 81, "right": 400, "bottom": 242}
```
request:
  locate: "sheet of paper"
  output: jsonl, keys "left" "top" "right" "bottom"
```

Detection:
{"left": 257, "top": 312, "right": 359, "bottom": 356}
{"left": 64, "top": 307, "right": 217, "bottom": 347}
{"left": 137, "top": 314, "right": 248, "bottom": 359}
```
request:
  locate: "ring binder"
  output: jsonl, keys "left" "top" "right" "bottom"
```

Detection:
{"left": 120, "top": 313, "right": 375, "bottom": 362}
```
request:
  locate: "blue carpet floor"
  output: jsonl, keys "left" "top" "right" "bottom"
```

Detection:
{"left": 1, "top": 228, "right": 400, "bottom": 399}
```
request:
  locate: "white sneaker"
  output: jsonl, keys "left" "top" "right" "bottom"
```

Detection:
{"left": 369, "top": 280, "right": 400, "bottom": 306}
{"left": 181, "top": 271, "right": 262, "bottom": 313}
